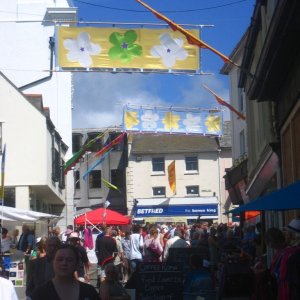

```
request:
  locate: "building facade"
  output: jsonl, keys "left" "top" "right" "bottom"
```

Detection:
{"left": 224, "top": 0, "right": 300, "bottom": 228}
{"left": 72, "top": 128, "right": 128, "bottom": 215}
{"left": 126, "top": 133, "right": 231, "bottom": 224}
{"left": 221, "top": 32, "right": 249, "bottom": 208}
{"left": 0, "top": 72, "right": 67, "bottom": 216}
{"left": 0, "top": 0, "right": 76, "bottom": 226}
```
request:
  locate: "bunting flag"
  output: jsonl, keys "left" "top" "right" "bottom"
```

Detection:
{"left": 136, "top": 0, "right": 237, "bottom": 66}
{"left": 95, "top": 132, "right": 126, "bottom": 157}
{"left": 168, "top": 160, "right": 176, "bottom": 194}
{"left": 202, "top": 84, "right": 246, "bottom": 120}
{"left": 82, "top": 149, "right": 112, "bottom": 181}
{"left": 1, "top": 144, "right": 6, "bottom": 202}
{"left": 64, "top": 130, "right": 108, "bottom": 174}
{"left": 101, "top": 178, "right": 120, "bottom": 192}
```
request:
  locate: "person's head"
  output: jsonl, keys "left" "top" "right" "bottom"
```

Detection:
{"left": 174, "top": 229, "right": 183, "bottom": 238}
{"left": 37, "top": 236, "right": 48, "bottom": 250}
{"left": 265, "top": 227, "right": 286, "bottom": 249}
{"left": 226, "top": 229, "right": 234, "bottom": 239}
{"left": 67, "top": 237, "right": 80, "bottom": 246}
{"left": 1, "top": 227, "right": 8, "bottom": 237}
{"left": 67, "top": 225, "right": 73, "bottom": 230}
{"left": 149, "top": 227, "right": 158, "bottom": 238}
{"left": 210, "top": 227, "right": 217, "bottom": 237}
{"left": 111, "top": 230, "right": 117, "bottom": 238}
{"left": 22, "top": 224, "right": 30, "bottom": 234}
{"left": 287, "top": 218, "right": 300, "bottom": 235}
{"left": 46, "top": 236, "right": 61, "bottom": 259}
{"left": 104, "top": 226, "right": 112, "bottom": 235}
{"left": 104, "top": 263, "right": 119, "bottom": 281}
{"left": 53, "top": 244, "right": 80, "bottom": 279}
{"left": 52, "top": 227, "right": 61, "bottom": 236}
{"left": 132, "top": 224, "right": 140, "bottom": 234}
{"left": 124, "top": 231, "right": 130, "bottom": 239}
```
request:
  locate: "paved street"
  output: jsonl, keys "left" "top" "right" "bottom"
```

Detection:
{"left": 14, "top": 263, "right": 251, "bottom": 300}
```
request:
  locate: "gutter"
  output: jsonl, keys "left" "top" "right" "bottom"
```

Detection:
{"left": 19, "top": 36, "right": 55, "bottom": 91}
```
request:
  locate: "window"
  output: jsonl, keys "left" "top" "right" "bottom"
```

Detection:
{"left": 240, "top": 130, "right": 246, "bottom": 155}
{"left": 72, "top": 134, "right": 82, "bottom": 154}
{"left": 186, "top": 185, "right": 199, "bottom": 196}
{"left": 111, "top": 169, "right": 124, "bottom": 190}
{"left": 2, "top": 187, "right": 15, "bottom": 207}
{"left": 152, "top": 157, "right": 165, "bottom": 173}
{"left": 52, "top": 149, "right": 60, "bottom": 182}
{"left": 238, "top": 88, "right": 244, "bottom": 112}
{"left": 74, "top": 170, "right": 80, "bottom": 189}
{"left": 185, "top": 156, "right": 198, "bottom": 172}
{"left": 87, "top": 132, "right": 103, "bottom": 152}
{"left": 89, "top": 170, "right": 101, "bottom": 188}
{"left": 109, "top": 132, "right": 123, "bottom": 151}
{"left": 153, "top": 187, "right": 166, "bottom": 197}
{"left": 59, "top": 159, "right": 65, "bottom": 189}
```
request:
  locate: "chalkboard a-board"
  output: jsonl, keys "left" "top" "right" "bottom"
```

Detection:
{"left": 167, "top": 247, "right": 205, "bottom": 276}
{"left": 136, "top": 262, "right": 183, "bottom": 300}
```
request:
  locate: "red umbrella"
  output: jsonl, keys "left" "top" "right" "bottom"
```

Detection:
{"left": 74, "top": 207, "right": 131, "bottom": 226}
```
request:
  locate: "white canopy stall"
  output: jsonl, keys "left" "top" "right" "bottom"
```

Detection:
{"left": 1, "top": 206, "right": 61, "bottom": 224}
{"left": 0, "top": 206, "right": 62, "bottom": 239}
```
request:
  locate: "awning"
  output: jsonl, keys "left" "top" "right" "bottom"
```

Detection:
{"left": 0, "top": 206, "right": 62, "bottom": 224}
{"left": 74, "top": 207, "right": 131, "bottom": 225}
{"left": 226, "top": 180, "right": 300, "bottom": 214}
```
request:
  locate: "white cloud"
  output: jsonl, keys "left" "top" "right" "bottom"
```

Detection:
{"left": 72, "top": 71, "right": 230, "bottom": 129}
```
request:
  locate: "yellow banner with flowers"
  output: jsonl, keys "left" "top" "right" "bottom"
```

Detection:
{"left": 57, "top": 27, "right": 199, "bottom": 71}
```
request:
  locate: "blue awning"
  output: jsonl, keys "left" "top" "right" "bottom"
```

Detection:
{"left": 226, "top": 180, "right": 300, "bottom": 214}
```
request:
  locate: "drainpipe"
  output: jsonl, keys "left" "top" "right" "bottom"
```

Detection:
{"left": 19, "top": 36, "right": 55, "bottom": 91}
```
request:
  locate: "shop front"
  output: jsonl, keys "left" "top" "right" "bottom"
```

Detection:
{"left": 133, "top": 197, "right": 219, "bottom": 224}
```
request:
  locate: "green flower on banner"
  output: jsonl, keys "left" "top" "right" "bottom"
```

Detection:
{"left": 205, "top": 115, "right": 221, "bottom": 132}
{"left": 162, "top": 112, "right": 180, "bottom": 130}
{"left": 125, "top": 111, "right": 139, "bottom": 129}
{"left": 108, "top": 30, "right": 142, "bottom": 63}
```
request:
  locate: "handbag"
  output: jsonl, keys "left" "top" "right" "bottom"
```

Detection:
{"left": 147, "top": 240, "right": 162, "bottom": 258}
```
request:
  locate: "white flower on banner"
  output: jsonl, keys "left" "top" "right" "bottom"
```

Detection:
{"left": 141, "top": 110, "right": 159, "bottom": 130}
{"left": 150, "top": 33, "right": 188, "bottom": 68}
{"left": 63, "top": 32, "right": 101, "bottom": 68}
{"left": 183, "top": 113, "right": 202, "bottom": 132}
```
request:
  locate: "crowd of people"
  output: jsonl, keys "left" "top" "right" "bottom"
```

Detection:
{"left": 93, "top": 219, "right": 300, "bottom": 299}
{"left": 0, "top": 218, "right": 299, "bottom": 299}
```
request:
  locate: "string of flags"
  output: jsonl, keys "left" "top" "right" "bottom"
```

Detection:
{"left": 135, "top": 0, "right": 238, "bottom": 66}
{"left": 202, "top": 84, "right": 246, "bottom": 120}
{"left": 64, "top": 130, "right": 108, "bottom": 174}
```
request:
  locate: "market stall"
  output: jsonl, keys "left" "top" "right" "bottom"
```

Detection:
{"left": 0, "top": 206, "right": 61, "bottom": 287}
{"left": 0, "top": 205, "right": 61, "bottom": 224}
{"left": 74, "top": 207, "right": 131, "bottom": 226}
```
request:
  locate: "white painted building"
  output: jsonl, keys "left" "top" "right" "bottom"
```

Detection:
{"left": 221, "top": 32, "right": 249, "bottom": 207}
{"left": 0, "top": 0, "right": 76, "bottom": 226}
{"left": 126, "top": 133, "right": 231, "bottom": 224}
{"left": 0, "top": 72, "right": 67, "bottom": 216}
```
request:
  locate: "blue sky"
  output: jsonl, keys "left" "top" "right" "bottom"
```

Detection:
{"left": 71, "top": 0, "right": 255, "bottom": 128}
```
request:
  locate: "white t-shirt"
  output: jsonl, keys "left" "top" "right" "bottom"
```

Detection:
{"left": 129, "top": 233, "right": 143, "bottom": 260}
{"left": 0, "top": 277, "right": 18, "bottom": 300}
